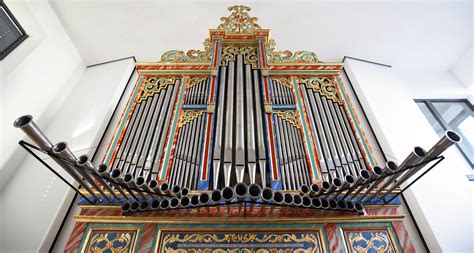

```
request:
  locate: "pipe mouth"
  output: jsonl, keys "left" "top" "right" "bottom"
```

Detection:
{"left": 181, "top": 188, "right": 189, "bottom": 197}
{"left": 172, "top": 185, "right": 181, "bottom": 194}
{"left": 283, "top": 193, "right": 293, "bottom": 205}
{"left": 300, "top": 185, "right": 309, "bottom": 194}
{"left": 322, "top": 181, "right": 331, "bottom": 190}
{"left": 160, "top": 199, "right": 170, "bottom": 209}
{"left": 139, "top": 201, "right": 149, "bottom": 211}
{"left": 311, "top": 197, "right": 321, "bottom": 208}
{"left": 14, "top": 115, "right": 33, "bottom": 128}
{"left": 273, "top": 191, "right": 284, "bottom": 203}
{"left": 248, "top": 184, "right": 261, "bottom": 198}
{"left": 320, "top": 198, "right": 329, "bottom": 208}
{"left": 110, "top": 169, "right": 121, "bottom": 179}
{"left": 199, "top": 193, "right": 210, "bottom": 204}
{"left": 149, "top": 180, "right": 158, "bottom": 189}
{"left": 329, "top": 199, "right": 337, "bottom": 209}
{"left": 121, "top": 202, "right": 131, "bottom": 212}
{"left": 310, "top": 184, "right": 319, "bottom": 193}
{"left": 222, "top": 187, "right": 234, "bottom": 201}
{"left": 136, "top": 177, "right": 145, "bottom": 186}
{"left": 337, "top": 200, "right": 347, "bottom": 209}
{"left": 386, "top": 161, "right": 398, "bottom": 171}
{"left": 97, "top": 164, "right": 108, "bottom": 173}
{"left": 123, "top": 174, "right": 133, "bottom": 183}
{"left": 414, "top": 146, "right": 427, "bottom": 157}
{"left": 332, "top": 178, "right": 342, "bottom": 187}
{"left": 191, "top": 195, "right": 199, "bottom": 206}
{"left": 446, "top": 130, "right": 461, "bottom": 143}
{"left": 170, "top": 197, "right": 179, "bottom": 208}
{"left": 355, "top": 203, "right": 364, "bottom": 212}
{"left": 293, "top": 195, "right": 302, "bottom": 205}
{"left": 160, "top": 183, "right": 169, "bottom": 192}
{"left": 211, "top": 190, "right": 222, "bottom": 202}
{"left": 76, "top": 155, "right": 88, "bottom": 166}
{"left": 150, "top": 199, "right": 160, "bottom": 209}
{"left": 261, "top": 188, "right": 273, "bottom": 201}
{"left": 130, "top": 201, "right": 140, "bottom": 211}
{"left": 302, "top": 196, "right": 311, "bottom": 207}
{"left": 346, "top": 201, "right": 355, "bottom": 210}
{"left": 373, "top": 166, "right": 383, "bottom": 175}
{"left": 53, "top": 142, "right": 67, "bottom": 153}
{"left": 345, "top": 175, "right": 355, "bottom": 184}
{"left": 234, "top": 183, "right": 248, "bottom": 197}
{"left": 360, "top": 170, "right": 370, "bottom": 180}
{"left": 180, "top": 196, "right": 190, "bottom": 207}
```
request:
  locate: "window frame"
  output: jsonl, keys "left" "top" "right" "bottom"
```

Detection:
{"left": 415, "top": 98, "right": 474, "bottom": 169}
{"left": 0, "top": 1, "right": 28, "bottom": 60}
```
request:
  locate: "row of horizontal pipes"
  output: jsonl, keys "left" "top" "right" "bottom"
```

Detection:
{"left": 15, "top": 114, "right": 459, "bottom": 213}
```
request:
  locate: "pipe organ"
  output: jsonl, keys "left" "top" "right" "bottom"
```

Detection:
{"left": 15, "top": 5, "right": 461, "bottom": 252}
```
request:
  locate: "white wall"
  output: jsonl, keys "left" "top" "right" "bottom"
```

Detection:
{"left": 345, "top": 59, "right": 473, "bottom": 253}
{"left": 0, "top": 0, "right": 85, "bottom": 190}
{"left": 0, "top": 57, "right": 135, "bottom": 252}
{"left": 451, "top": 45, "right": 473, "bottom": 90}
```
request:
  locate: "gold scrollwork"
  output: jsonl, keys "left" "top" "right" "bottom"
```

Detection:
{"left": 139, "top": 76, "right": 176, "bottom": 102}
{"left": 187, "top": 76, "right": 208, "bottom": 89}
{"left": 221, "top": 46, "right": 259, "bottom": 69}
{"left": 89, "top": 232, "right": 132, "bottom": 253}
{"left": 266, "top": 39, "right": 318, "bottom": 64}
{"left": 217, "top": 5, "right": 262, "bottom": 33}
{"left": 348, "top": 232, "right": 394, "bottom": 252}
{"left": 161, "top": 38, "right": 212, "bottom": 63}
{"left": 299, "top": 77, "right": 340, "bottom": 104}
{"left": 179, "top": 110, "right": 204, "bottom": 128}
{"left": 161, "top": 233, "right": 320, "bottom": 253}
{"left": 273, "top": 77, "right": 293, "bottom": 89}
{"left": 274, "top": 110, "right": 300, "bottom": 129}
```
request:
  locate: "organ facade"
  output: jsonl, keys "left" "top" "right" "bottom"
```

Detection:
{"left": 15, "top": 5, "right": 460, "bottom": 252}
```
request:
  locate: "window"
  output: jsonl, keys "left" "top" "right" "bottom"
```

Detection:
{"left": 416, "top": 99, "right": 474, "bottom": 172}
{"left": 0, "top": 2, "right": 27, "bottom": 60}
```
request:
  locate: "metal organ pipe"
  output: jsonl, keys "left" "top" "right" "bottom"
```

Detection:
{"left": 253, "top": 69, "right": 267, "bottom": 187}
{"left": 223, "top": 60, "right": 235, "bottom": 187}
{"left": 14, "top": 115, "right": 53, "bottom": 150}
{"left": 76, "top": 155, "right": 118, "bottom": 200}
{"left": 97, "top": 164, "right": 129, "bottom": 200}
{"left": 213, "top": 66, "right": 227, "bottom": 189}
{"left": 245, "top": 64, "right": 257, "bottom": 184}
{"left": 235, "top": 55, "right": 246, "bottom": 183}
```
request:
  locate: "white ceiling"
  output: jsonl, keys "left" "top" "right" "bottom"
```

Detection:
{"left": 50, "top": 0, "right": 472, "bottom": 70}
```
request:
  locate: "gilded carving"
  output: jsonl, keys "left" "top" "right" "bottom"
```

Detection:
{"left": 179, "top": 110, "right": 204, "bottom": 127}
{"left": 299, "top": 77, "right": 340, "bottom": 103}
{"left": 348, "top": 232, "right": 395, "bottom": 252}
{"left": 274, "top": 110, "right": 300, "bottom": 129}
{"left": 187, "top": 76, "right": 208, "bottom": 89}
{"left": 221, "top": 46, "right": 259, "bottom": 69}
{"left": 88, "top": 232, "right": 133, "bottom": 253}
{"left": 273, "top": 77, "right": 293, "bottom": 89}
{"left": 266, "top": 39, "right": 319, "bottom": 64}
{"left": 139, "top": 76, "right": 176, "bottom": 102}
{"left": 217, "top": 5, "right": 262, "bottom": 33}
{"left": 160, "top": 233, "right": 321, "bottom": 252}
{"left": 161, "top": 38, "right": 212, "bottom": 63}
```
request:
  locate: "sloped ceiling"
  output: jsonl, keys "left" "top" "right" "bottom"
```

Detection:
{"left": 50, "top": 0, "right": 472, "bottom": 70}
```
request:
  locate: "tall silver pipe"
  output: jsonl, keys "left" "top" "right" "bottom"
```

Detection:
{"left": 224, "top": 61, "right": 235, "bottom": 165}
{"left": 369, "top": 148, "right": 426, "bottom": 201}
{"left": 14, "top": 115, "right": 53, "bottom": 151}
{"left": 52, "top": 142, "right": 101, "bottom": 200}
{"left": 170, "top": 125, "right": 185, "bottom": 186}
{"left": 151, "top": 81, "right": 179, "bottom": 177}
{"left": 183, "top": 118, "right": 198, "bottom": 188}
{"left": 307, "top": 89, "right": 336, "bottom": 177}
{"left": 336, "top": 104, "right": 366, "bottom": 170}
{"left": 235, "top": 55, "right": 245, "bottom": 182}
{"left": 116, "top": 103, "right": 143, "bottom": 170}
{"left": 76, "top": 155, "right": 116, "bottom": 200}
{"left": 245, "top": 64, "right": 257, "bottom": 183}
{"left": 213, "top": 66, "right": 227, "bottom": 189}
{"left": 382, "top": 131, "right": 461, "bottom": 198}
{"left": 253, "top": 70, "right": 267, "bottom": 186}
{"left": 300, "top": 86, "right": 328, "bottom": 177}
{"left": 274, "top": 116, "right": 289, "bottom": 190}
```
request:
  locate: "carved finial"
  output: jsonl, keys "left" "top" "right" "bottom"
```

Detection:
{"left": 218, "top": 5, "right": 261, "bottom": 33}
